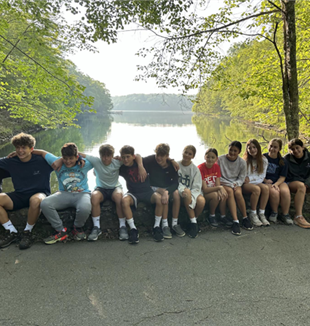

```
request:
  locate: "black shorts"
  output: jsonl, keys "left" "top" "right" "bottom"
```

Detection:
{"left": 95, "top": 187, "right": 121, "bottom": 201}
{"left": 7, "top": 191, "right": 44, "bottom": 211}
{"left": 124, "top": 189, "right": 155, "bottom": 209}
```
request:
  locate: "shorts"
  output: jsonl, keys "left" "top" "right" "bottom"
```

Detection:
{"left": 94, "top": 187, "right": 122, "bottom": 201}
{"left": 7, "top": 191, "right": 45, "bottom": 211}
{"left": 124, "top": 189, "right": 155, "bottom": 209}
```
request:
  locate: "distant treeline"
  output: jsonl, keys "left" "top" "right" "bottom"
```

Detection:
{"left": 112, "top": 94, "right": 193, "bottom": 111}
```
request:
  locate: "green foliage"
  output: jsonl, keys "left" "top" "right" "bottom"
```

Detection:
{"left": 194, "top": 0, "right": 310, "bottom": 135}
{"left": 0, "top": 0, "right": 95, "bottom": 128}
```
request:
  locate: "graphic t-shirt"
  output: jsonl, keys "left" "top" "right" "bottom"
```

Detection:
{"left": 198, "top": 163, "right": 221, "bottom": 187}
{"left": 119, "top": 160, "right": 152, "bottom": 194}
{"left": 264, "top": 153, "right": 288, "bottom": 184}
{"left": 45, "top": 153, "right": 93, "bottom": 193}
{"left": 0, "top": 154, "right": 53, "bottom": 195}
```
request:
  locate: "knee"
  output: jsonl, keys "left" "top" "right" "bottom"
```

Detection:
{"left": 181, "top": 189, "right": 191, "bottom": 199}
{"left": 251, "top": 186, "right": 261, "bottom": 196}
{"left": 121, "top": 197, "right": 130, "bottom": 209}
{"left": 173, "top": 190, "right": 181, "bottom": 202}
{"left": 29, "top": 197, "right": 42, "bottom": 209}
{"left": 261, "top": 184, "right": 269, "bottom": 194}
{"left": 197, "top": 196, "right": 206, "bottom": 206}
{"left": 91, "top": 194, "right": 102, "bottom": 206}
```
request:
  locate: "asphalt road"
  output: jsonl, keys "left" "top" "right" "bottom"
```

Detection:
{"left": 1, "top": 224, "right": 309, "bottom": 326}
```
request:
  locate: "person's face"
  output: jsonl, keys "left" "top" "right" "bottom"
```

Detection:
{"left": 290, "top": 144, "right": 304, "bottom": 159}
{"left": 227, "top": 146, "right": 240, "bottom": 160}
{"left": 63, "top": 155, "right": 79, "bottom": 168}
{"left": 205, "top": 151, "right": 217, "bottom": 167}
{"left": 15, "top": 145, "right": 33, "bottom": 161}
{"left": 182, "top": 148, "right": 194, "bottom": 162}
{"left": 247, "top": 142, "right": 258, "bottom": 158}
{"left": 155, "top": 154, "right": 169, "bottom": 167}
{"left": 121, "top": 153, "right": 135, "bottom": 166}
{"left": 268, "top": 141, "right": 280, "bottom": 157}
{"left": 101, "top": 154, "right": 113, "bottom": 166}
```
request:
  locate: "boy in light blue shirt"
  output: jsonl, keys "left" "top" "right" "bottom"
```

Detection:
{"left": 36, "top": 143, "right": 93, "bottom": 244}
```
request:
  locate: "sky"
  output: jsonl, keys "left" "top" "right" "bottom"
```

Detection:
{"left": 66, "top": 0, "right": 228, "bottom": 97}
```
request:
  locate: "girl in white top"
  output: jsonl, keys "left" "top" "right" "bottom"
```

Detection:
{"left": 242, "top": 139, "right": 270, "bottom": 227}
{"left": 177, "top": 145, "right": 206, "bottom": 239}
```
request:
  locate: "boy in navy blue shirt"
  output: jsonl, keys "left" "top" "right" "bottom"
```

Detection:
{"left": 0, "top": 133, "right": 53, "bottom": 249}
{"left": 119, "top": 145, "right": 164, "bottom": 243}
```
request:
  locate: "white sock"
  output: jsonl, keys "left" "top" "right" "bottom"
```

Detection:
{"left": 250, "top": 210, "right": 256, "bottom": 215}
{"left": 172, "top": 218, "right": 178, "bottom": 227}
{"left": 210, "top": 214, "right": 215, "bottom": 217}
{"left": 233, "top": 220, "right": 239, "bottom": 224}
{"left": 259, "top": 209, "right": 265, "bottom": 215}
{"left": 162, "top": 219, "right": 168, "bottom": 228}
{"left": 221, "top": 215, "right": 226, "bottom": 219}
{"left": 190, "top": 217, "right": 197, "bottom": 224}
{"left": 243, "top": 216, "right": 248, "bottom": 219}
{"left": 119, "top": 218, "right": 126, "bottom": 228}
{"left": 2, "top": 220, "right": 17, "bottom": 233}
{"left": 154, "top": 215, "right": 162, "bottom": 228}
{"left": 92, "top": 216, "right": 100, "bottom": 228}
{"left": 24, "top": 223, "right": 34, "bottom": 232}
{"left": 127, "top": 218, "right": 136, "bottom": 230}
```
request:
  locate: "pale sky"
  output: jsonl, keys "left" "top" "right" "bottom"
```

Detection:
{"left": 67, "top": 1, "right": 229, "bottom": 97}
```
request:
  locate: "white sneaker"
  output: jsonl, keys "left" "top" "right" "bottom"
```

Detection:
{"left": 249, "top": 212, "right": 263, "bottom": 227}
{"left": 259, "top": 213, "right": 270, "bottom": 226}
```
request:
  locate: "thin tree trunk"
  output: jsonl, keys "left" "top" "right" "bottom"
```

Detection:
{"left": 282, "top": 0, "right": 299, "bottom": 140}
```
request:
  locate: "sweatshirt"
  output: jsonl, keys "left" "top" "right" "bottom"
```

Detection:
{"left": 218, "top": 155, "right": 246, "bottom": 188}
{"left": 284, "top": 149, "right": 310, "bottom": 186}
{"left": 246, "top": 156, "right": 268, "bottom": 185}
{"left": 177, "top": 160, "right": 202, "bottom": 209}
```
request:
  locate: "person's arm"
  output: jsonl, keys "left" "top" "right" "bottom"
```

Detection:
{"left": 135, "top": 154, "right": 147, "bottom": 182}
{"left": 235, "top": 159, "right": 247, "bottom": 187}
{"left": 167, "top": 158, "right": 179, "bottom": 171}
{"left": 32, "top": 149, "right": 49, "bottom": 158}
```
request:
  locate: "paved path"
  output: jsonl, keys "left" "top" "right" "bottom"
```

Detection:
{"left": 1, "top": 224, "right": 310, "bottom": 326}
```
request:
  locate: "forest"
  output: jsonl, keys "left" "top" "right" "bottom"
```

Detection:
{"left": 192, "top": 1, "right": 310, "bottom": 137}
{"left": 112, "top": 94, "right": 193, "bottom": 112}
{"left": 0, "top": 0, "right": 112, "bottom": 138}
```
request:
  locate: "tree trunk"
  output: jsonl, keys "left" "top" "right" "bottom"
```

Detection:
{"left": 282, "top": 0, "right": 299, "bottom": 140}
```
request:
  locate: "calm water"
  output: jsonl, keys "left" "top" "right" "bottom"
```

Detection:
{"left": 0, "top": 112, "right": 284, "bottom": 193}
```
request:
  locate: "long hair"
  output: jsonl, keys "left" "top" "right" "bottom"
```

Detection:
{"left": 269, "top": 138, "right": 284, "bottom": 167}
{"left": 243, "top": 139, "right": 264, "bottom": 173}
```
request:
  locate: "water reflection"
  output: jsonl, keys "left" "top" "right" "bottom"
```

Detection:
{"left": 1, "top": 113, "right": 284, "bottom": 194}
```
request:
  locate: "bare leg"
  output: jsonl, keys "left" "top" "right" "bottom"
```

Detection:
{"left": 195, "top": 195, "right": 206, "bottom": 217}
{"left": 289, "top": 181, "right": 306, "bottom": 216}
{"left": 234, "top": 186, "right": 247, "bottom": 217}
{"left": 112, "top": 190, "right": 124, "bottom": 219}
{"left": 224, "top": 186, "right": 238, "bottom": 221}
{"left": 204, "top": 192, "right": 219, "bottom": 215}
{"left": 91, "top": 191, "right": 104, "bottom": 217}
{"left": 279, "top": 183, "right": 291, "bottom": 215}
{"left": 27, "top": 193, "right": 46, "bottom": 225}
{"left": 242, "top": 183, "right": 260, "bottom": 211}
{"left": 257, "top": 183, "right": 269, "bottom": 210}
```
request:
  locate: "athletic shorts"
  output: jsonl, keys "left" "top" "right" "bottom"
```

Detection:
{"left": 7, "top": 191, "right": 45, "bottom": 210}
{"left": 95, "top": 187, "right": 122, "bottom": 201}
{"left": 124, "top": 189, "right": 154, "bottom": 209}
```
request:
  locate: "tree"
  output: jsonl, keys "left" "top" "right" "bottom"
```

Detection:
{"left": 58, "top": 0, "right": 300, "bottom": 139}
{"left": 0, "top": 0, "right": 94, "bottom": 128}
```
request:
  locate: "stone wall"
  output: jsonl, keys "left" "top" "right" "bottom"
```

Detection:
{"left": 4, "top": 193, "right": 310, "bottom": 241}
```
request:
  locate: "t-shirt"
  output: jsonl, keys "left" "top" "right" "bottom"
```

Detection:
{"left": 263, "top": 153, "right": 288, "bottom": 184}
{"left": 198, "top": 163, "right": 221, "bottom": 187}
{"left": 45, "top": 153, "right": 93, "bottom": 193}
{"left": 86, "top": 155, "right": 122, "bottom": 189}
{"left": 119, "top": 160, "right": 152, "bottom": 194}
{"left": 0, "top": 154, "right": 53, "bottom": 195}
{"left": 143, "top": 155, "right": 179, "bottom": 194}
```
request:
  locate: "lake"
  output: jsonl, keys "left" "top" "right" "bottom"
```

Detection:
{"left": 0, "top": 112, "right": 284, "bottom": 193}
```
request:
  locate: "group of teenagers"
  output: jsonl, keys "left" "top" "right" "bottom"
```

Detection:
{"left": 0, "top": 132, "right": 309, "bottom": 250}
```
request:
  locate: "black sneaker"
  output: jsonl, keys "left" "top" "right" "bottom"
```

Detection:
{"left": 242, "top": 217, "right": 253, "bottom": 231}
{"left": 220, "top": 216, "right": 233, "bottom": 227}
{"left": 19, "top": 231, "right": 33, "bottom": 250}
{"left": 231, "top": 222, "right": 241, "bottom": 236}
{"left": 153, "top": 227, "right": 164, "bottom": 242}
{"left": 207, "top": 215, "right": 219, "bottom": 227}
{"left": 0, "top": 230, "right": 19, "bottom": 248}
{"left": 128, "top": 228, "right": 139, "bottom": 244}
{"left": 188, "top": 223, "right": 199, "bottom": 238}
